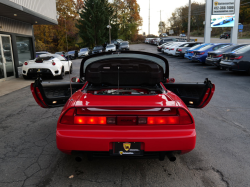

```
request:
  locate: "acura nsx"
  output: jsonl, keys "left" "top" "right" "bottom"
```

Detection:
{"left": 30, "top": 51, "right": 215, "bottom": 161}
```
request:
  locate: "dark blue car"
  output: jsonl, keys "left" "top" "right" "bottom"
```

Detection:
{"left": 192, "top": 43, "right": 231, "bottom": 64}
{"left": 184, "top": 43, "right": 210, "bottom": 60}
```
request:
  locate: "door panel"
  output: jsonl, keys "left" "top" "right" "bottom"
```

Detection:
{"left": 163, "top": 79, "right": 215, "bottom": 108}
{"left": 31, "top": 78, "right": 86, "bottom": 108}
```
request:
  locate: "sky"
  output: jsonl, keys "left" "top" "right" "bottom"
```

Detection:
{"left": 136, "top": 0, "right": 206, "bottom": 35}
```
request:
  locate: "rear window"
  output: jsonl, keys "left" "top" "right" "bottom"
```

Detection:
{"left": 35, "top": 56, "right": 52, "bottom": 62}
{"left": 199, "top": 44, "right": 214, "bottom": 51}
{"left": 234, "top": 45, "right": 250, "bottom": 53}
{"left": 189, "top": 44, "right": 202, "bottom": 50}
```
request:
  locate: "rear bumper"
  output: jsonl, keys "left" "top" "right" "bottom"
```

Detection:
{"left": 205, "top": 58, "right": 220, "bottom": 66}
{"left": 56, "top": 126, "right": 196, "bottom": 154}
{"left": 192, "top": 55, "right": 206, "bottom": 63}
{"left": 184, "top": 54, "right": 193, "bottom": 60}
{"left": 23, "top": 68, "right": 57, "bottom": 77}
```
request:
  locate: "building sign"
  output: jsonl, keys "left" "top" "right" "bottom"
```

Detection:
{"left": 212, "top": 0, "right": 235, "bottom": 15}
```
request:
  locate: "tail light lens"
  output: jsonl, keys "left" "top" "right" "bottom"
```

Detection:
{"left": 74, "top": 116, "right": 106, "bottom": 125}
{"left": 231, "top": 56, "right": 243, "bottom": 60}
{"left": 199, "top": 52, "right": 205, "bottom": 55}
{"left": 190, "top": 51, "right": 193, "bottom": 54}
{"left": 147, "top": 116, "right": 179, "bottom": 125}
{"left": 214, "top": 54, "right": 223, "bottom": 58}
{"left": 170, "top": 48, "right": 174, "bottom": 50}
{"left": 24, "top": 62, "right": 28, "bottom": 65}
{"left": 179, "top": 108, "right": 193, "bottom": 124}
{"left": 178, "top": 49, "right": 182, "bottom": 51}
{"left": 60, "top": 108, "right": 193, "bottom": 125}
{"left": 60, "top": 108, "right": 75, "bottom": 124}
{"left": 52, "top": 61, "right": 56, "bottom": 66}
{"left": 61, "top": 55, "right": 64, "bottom": 56}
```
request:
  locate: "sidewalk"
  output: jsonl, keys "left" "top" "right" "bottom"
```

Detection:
{"left": 0, "top": 77, "right": 33, "bottom": 97}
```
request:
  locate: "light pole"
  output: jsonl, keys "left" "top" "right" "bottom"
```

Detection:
{"left": 56, "top": 14, "right": 72, "bottom": 95}
{"left": 187, "top": 0, "right": 191, "bottom": 42}
{"left": 107, "top": 20, "right": 112, "bottom": 44}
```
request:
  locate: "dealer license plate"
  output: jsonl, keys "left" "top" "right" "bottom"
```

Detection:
{"left": 112, "top": 142, "right": 142, "bottom": 156}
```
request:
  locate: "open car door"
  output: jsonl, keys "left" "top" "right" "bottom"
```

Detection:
{"left": 30, "top": 78, "right": 86, "bottom": 108}
{"left": 163, "top": 78, "right": 215, "bottom": 108}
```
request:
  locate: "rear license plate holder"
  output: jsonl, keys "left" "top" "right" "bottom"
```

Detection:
{"left": 112, "top": 142, "right": 143, "bottom": 156}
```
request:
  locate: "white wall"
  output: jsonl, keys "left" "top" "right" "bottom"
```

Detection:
{"left": 9, "top": 0, "right": 57, "bottom": 21}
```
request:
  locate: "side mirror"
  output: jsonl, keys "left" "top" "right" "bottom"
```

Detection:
{"left": 71, "top": 77, "right": 80, "bottom": 83}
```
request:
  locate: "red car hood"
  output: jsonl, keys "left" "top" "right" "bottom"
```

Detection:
{"left": 74, "top": 92, "right": 181, "bottom": 108}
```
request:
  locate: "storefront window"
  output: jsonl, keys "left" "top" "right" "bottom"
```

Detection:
{"left": 16, "top": 37, "right": 33, "bottom": 66}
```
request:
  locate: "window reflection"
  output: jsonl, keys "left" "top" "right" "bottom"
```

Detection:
{"left": 16, "top": 37, "right": 32, "bottom": 66}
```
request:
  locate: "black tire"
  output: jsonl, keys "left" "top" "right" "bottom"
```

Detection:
{"left": 23, "top": 75, "right": 30, "bottom": 80}
{"left": 247, "top": 68, "right": 250, "bottom": 76}
{"left": 58, "top": 67, "right": 65, "bottom": 79}
{"left": 70, "top": 65, "right": 73, "bottom": 74}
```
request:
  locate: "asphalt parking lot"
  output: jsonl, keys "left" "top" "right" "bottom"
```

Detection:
{"left": 0, "top": 44, "right": 250, "bottom": 187}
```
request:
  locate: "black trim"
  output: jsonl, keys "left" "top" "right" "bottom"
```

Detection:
{"left": 80, "top": 51, "right": 169, "bottom": 80}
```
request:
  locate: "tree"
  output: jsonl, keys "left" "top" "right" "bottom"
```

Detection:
{"left": 112, "top": 0, "right": 142, "bottom": 41}
{"left": 34, "top": 0, "right": 82, "bottom": 52}
{"left": 76, "top": 0, "right": 113, "bottom": 47}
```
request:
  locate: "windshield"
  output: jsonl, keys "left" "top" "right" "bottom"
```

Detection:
{"left": 120, "top": 43, "right": 128, "bottom": 45}
{"left": 68, "top": 51, "right": 75, "bottom": 54}
{"left": 93, "top": 47, "right": 102, "bottom": 50}
{"left": 80, "top": 48, "right": 88, "bottom": 52}
{"left": 107, "top": 45, "right": 115, "bottom": 48}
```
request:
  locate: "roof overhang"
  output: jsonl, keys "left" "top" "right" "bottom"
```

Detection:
{"left": 0, "top": 0, "right": 58, "bottom": 25}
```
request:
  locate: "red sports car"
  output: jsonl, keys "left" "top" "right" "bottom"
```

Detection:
{"left": 31, "top": 51, "right": 215, "bottom": 161}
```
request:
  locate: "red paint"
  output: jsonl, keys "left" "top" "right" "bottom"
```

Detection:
{"left": 30, "top": 83, "right": 47, "bottom": 108}
{"left": 56, "top": 82, "right": 197, "bottom": 155}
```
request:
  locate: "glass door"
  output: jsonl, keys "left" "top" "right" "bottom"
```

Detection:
{"left": 0, "top": 35, "right": 15, "bottom": 81}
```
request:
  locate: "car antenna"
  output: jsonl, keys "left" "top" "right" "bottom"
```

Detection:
{"left": 65, "top": 17, "right": 72, "bottom": 96}
{"left": 118, "top": 66, "right": 120, "bottom": 92}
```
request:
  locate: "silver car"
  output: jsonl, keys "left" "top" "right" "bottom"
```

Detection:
{"left": 78, "top": 48, "right": 89, "bottom": 58}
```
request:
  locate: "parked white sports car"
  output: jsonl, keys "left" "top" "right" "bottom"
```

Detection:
{"left": 22, "top": 54, "right": 72, "bottom": 79}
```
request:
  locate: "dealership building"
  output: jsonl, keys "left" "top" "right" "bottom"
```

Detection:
{"left": 0, "top": 0, "right": 57, "bottom": 82}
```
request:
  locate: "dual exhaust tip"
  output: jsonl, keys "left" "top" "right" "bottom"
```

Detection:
{"left": 75, "top": 152, "right": 176, "bottom": 162}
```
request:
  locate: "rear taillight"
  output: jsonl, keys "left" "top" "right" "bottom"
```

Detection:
{"left": 214, "top": 54, "right": 223, "bottom": 58}
{"left": 24, "top": 62, "right": 28, "bottom": 65}
{"left": 178, "top": 49, "right": 182, "bottom": 51}
{"left": 231, "top": 56, "right": 243, "bottom": 60}
{"left": 60, "top": 108, "right": 193, "bottom": 125}
{"left": 147, "top": 116, "right": 179, "bottom": 125}
{"left": 200, "top": 52, "right": 205, "bottom": 55}
{"left": 61, "top": 55, "right": 64, "bottom": 56}
{"left": 179, "top": 108, "right": 193, "bottom": 124}
{"left": 74, "top": 116, "right": 106, "bottom": 125}
{"left": 60, "top": 108, "right": 75, "bottom": 124}
{"left": 190, "top": 51, "right": 193, "bottom": 54}
{"left": 170, "top": 48, "right": 174, "bottom": 50}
